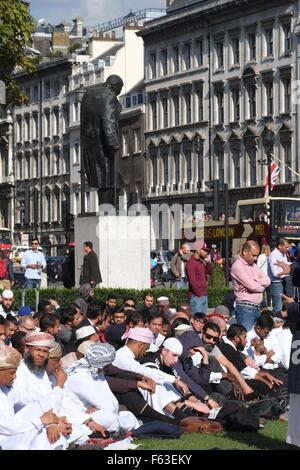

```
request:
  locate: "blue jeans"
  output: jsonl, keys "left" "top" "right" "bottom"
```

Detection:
{"left": 189, "top": 295, "right": 208, "bottom": 315}
{"left": 235, "top": 304, "right": 261, "bottom": 331}
{"left": 271, "top": 282, "right": 283, "bottom": 313}
{"left": 176, "top": 278, "right": 188, "bottom": 289}
{"left": 25, "top": 278, "right": 41, "bottom": 289}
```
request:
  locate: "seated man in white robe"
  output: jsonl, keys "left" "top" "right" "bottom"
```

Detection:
{"left": 62, "top": 342, "right": 140, "bottom": 435}
{"left": 113, "top": 327, "right": 208, "bottom": 419}
{"left": 0, "top": 345, "right": 66, "bottom": 450}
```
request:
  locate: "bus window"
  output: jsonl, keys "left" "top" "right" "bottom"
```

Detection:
{"left": 240, "top": 205, "right": 253, "bottom": 222}
{"left": 254, "top": 204, "right": 267, "bottom": 222}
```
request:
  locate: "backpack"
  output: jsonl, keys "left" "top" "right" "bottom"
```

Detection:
{"left": 0, "top": 258, "right": 7, "bottom": 279}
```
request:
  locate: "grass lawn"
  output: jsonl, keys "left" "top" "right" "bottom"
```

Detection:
{"left": 137, "top": 421, "right": 296, "bottom": 450}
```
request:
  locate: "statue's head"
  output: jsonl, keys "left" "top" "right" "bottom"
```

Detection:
{"left": 106, "top": 75, "right": 124, "bottom": 96}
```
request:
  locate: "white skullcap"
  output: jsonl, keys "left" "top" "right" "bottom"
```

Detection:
{"left": 2, "top": 289, "right": 13, "bottom": 300}
{"left": 75, "top": 325, "right": 96, "bottom": 341}
{"left": 163, "top": 337, "right": 183, "bottom": 356}
{"left": 157, "top": 296, "right": 169, "bottom": 304}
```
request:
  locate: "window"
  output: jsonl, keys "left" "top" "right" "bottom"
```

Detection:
{"left": 17, "top": 117, "right": 22, "bottom": 141}
{"left": 216, "top": 41, "right": 224, "bottom": 69}
{"left": 53, "top": 80, "right": 60, "bottom": 96}
{"left": 283, "top": 142, "right": 292, "bottom": 182}
{"left": 162, "top": 98, "right": 168, "bottom": 128}
{"left": 161, "top": 49, "right": 168, "bottom": 75}
{"left": 185, "top": 93, "right": 191, "bottom": 124}
{"left": 197, "top": 87, "right": 204, "bottom": 121}
{"left": 233, "top": 154, "right": 241, "bottom": 187}
{"left": 122, "top": 131, "right": 129, "bottom": 156}
{"left": 33, "top": 152, "right": 38, "bottom": 177}
{"left": 248, "top": 85, "right": 256, "bottom": 118}
{"left": 151, "top": 100, "right": 157, "bottom": 130}
{"left": 197, "top": 147, "right": 204, "bottom": 188}
{"left": 44, "top": 80, "right": 51, "bottom": 99}
{"left": 63, "top": 146, "right": 70, "bottom": 173}
{"left": 25, "top": 154, "right": 30, "bottom": 179}
{"left": 184, "top": 42, "right": 191, "bottom": 69}
{"left": 283, "top": 77, "right": 291, "bottom": 112}
{"left": 74, "top": 142, "right": 80, "bottom": 164}
{"left": 283, "top": 23, "right": 291, "bottom": 52}
{"left": 17, "top": 156, "right": 22, "bottom": 180}
{"left": 196, "top": 38, "right": 203, "bottom": 67}
{"left": 134, "top": 128, "right": 141, "bottom": 153}
{"left": 265, "top": 81, "right": 273, "bottom": 115}
{"left": 33, "top": 86, "right": 39, "bottom": 101}
{"left": 54, "top": 189, "right": 60, "bottom": 221}
{"left": 44, "top": 110, "right": 50, "bottom": 137}
{"left": 45, "top": 190, "right": 51, "bottom": 222}
{"left": 74, "top": 102, "right": 79, "bottom": 121}
{"left": 25, "top": 115, "right": 30, "bottom": 141}
{"left": 33, "top": 113, "right": 38, "bottom": 139}
{"left": 248, "top": 33, "right": 256, "bottom": 60}
{"left": 266, "top": 28, "right": 273, "bottom": 56}
{"left": 216, "top": 89, "right": 224, "bottom": 124}
{"left": 53, "top": 108, "right": 59, "bottom": 135}
{"left": 249, "top": 148, "right": 256, "bottom": 186}
{"left": 232, "top": 88, "right": 240, "bottom": 121}
{"left": 163, "top": 155, "right": 168, "bottom": 187}
{"left": 232, "top": 37, "right": 240, "bottom": 64}
{"left": 45, "top": 149, "right": 51, "bottom": 176}
{"left": 54, "top": 148, "right": 60, "bottom": 174}
{"left": 186, "top": 150, "right": 192, "bottom": 184}
{"left": 150, "top": 52, "right": 157, "bottom": 78}
{"left": 152, "top": 155, "right": 157, "bottom": 188}
{"left": 173, "top": 46, "right": 179, "bottom": 72}
{"left": 63, "top": 105, "right": 69, "bottom": 132}
{"left": 174, "top": 153, "right": 180, "bottom": 188}
{"left": 173, "top": 95, "right": 179, "bottom": 126}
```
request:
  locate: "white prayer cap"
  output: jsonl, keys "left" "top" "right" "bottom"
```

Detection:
{"left": 24, "top": 332, "right": 55, "bottom": 348}
{"left": 75, "top": 325, "right": 96, "bottom": 341}
{"left": 0, "top": 346, "right": 21, "bottom": 370}
{"left": 77, "top": 340, "right": 95, "bottom": 355}
{"left": 162, "top": 337, "right": 183, "bottom": 356}
{"left": 174, "top": 324, "right": 193, "bottom": 337}
{"left": 2, "top": 289, "right": 13, "bottom": 300}
{"left": 157, "top": 296, "right": 169, "bottom": 305}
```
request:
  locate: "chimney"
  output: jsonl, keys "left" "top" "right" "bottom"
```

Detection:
{"left": 73, "top": 16, "right": 84, "bottom": 38}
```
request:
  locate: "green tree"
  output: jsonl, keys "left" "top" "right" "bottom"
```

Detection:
{"left": 0, "top": 0, "right": 36, "bottom": 104}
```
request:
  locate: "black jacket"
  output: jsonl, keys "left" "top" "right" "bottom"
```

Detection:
{"left": 81, "top": 250, "right": 102, "bottom": 286}
{"left": 288, "top": 330, "right": 300, "bottom": 394}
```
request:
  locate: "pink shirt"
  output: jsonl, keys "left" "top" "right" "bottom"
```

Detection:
{"left": 230, "top": 256, "right": 270, "bottom": 305}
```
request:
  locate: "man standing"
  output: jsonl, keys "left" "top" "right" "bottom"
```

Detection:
{"left": 230, "top": 241, "right": 270, "bottom": 330}
{"left": 185, "top": 242, "right": 212, "bottom": 315}
{"left": 170, "top": 243, "right": 192, "bottom": 289}
{"left": 268, "top": 238, "right": 291, "bottom": 313}
{"left": 21, "top": 239, "right": 46, "bottom": 289}
{"left": 80, "top": 241, "right": 102, "bottom": 287}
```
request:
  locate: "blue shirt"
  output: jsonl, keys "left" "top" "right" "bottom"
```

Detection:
{"left": 20, "top": 250, "right": 46, "bottom": 279}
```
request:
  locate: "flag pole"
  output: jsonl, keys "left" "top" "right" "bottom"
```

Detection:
{"left": 270, "top": 153, "right": 300, "bottom": 179}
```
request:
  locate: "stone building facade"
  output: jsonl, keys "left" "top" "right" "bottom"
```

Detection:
{"left": 139, "top": 0, "right": 300, "bottom": 249}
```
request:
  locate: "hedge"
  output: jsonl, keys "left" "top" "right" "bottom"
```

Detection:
{"left": 3, "top": 287, "right": 231, "bottom": 311}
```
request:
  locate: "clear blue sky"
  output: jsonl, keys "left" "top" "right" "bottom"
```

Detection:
{"left": 29, "top": 0, "right": 166, "bottom": 27}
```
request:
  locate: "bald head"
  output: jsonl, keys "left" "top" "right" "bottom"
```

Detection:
{"left": 106, "top": 75, "right": 123, "bottom": 95}
{"left": 241, "top": 240, "right": 260, "bottom": 265}
{"left": 208, "top": 316, "right": 227, "bottom": 337}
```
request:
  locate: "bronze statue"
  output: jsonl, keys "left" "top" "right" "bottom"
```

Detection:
{"left": 80, "top": 75, "right": 124, "bottom": 204}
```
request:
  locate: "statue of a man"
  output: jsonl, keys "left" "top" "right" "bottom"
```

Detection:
{"left": 80, "top": 75, "right": 124, "bottom": 202}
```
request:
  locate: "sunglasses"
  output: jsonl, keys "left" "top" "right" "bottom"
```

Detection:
{"left": 32, "top": 242, "right": 38, "bottom": 245}
{"left": 203, "top": 332, "right": 219, "bottom": 342}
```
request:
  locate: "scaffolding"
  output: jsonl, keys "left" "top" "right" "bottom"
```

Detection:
{"left": 87, "top": 8, "right": 165, "bottom": 33}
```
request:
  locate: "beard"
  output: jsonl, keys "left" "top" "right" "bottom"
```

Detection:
{"left": 24, "top": 352, "right": 48, "bottom": 374}
{"left": 236, "top": 342, "right": 245, "bottom": 351}
{"left": 203, "top": 343, "right": 214, "bottom": 352}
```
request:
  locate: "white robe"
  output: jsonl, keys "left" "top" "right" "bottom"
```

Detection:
{"left": 0, "top": 386, "right": 66, "bottom": 450}
{"left": 62, "top": 368, "right": 139, "bottom": 432}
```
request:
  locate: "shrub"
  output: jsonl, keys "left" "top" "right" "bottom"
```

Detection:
{"left": 4, "top": 287, "right": 231, "bottom": 311}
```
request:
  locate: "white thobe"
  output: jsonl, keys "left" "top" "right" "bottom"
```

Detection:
{"left": 113, "top": 345, "right": 176, "bottom": 384}
{"left": 62, "top": 369, "right": 139, "bottom": 433}
{"left": 246, "top": 328, "right": 282, "bottom": 370}
{"left": 147, "top": 333, "right": 165, "bottom": 353}
{"left": 14, "top": 360, "right": 63, "bottom": 414}
{"left": 276, "top": 328, "right": 293, "bottom": 370}
{"left": 0, "top": 386, "right": 66, "bottom": 450}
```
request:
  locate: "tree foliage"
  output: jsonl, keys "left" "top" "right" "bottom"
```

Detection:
{"left": 0, "top": 0, "right": 36, "bottom": 104}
